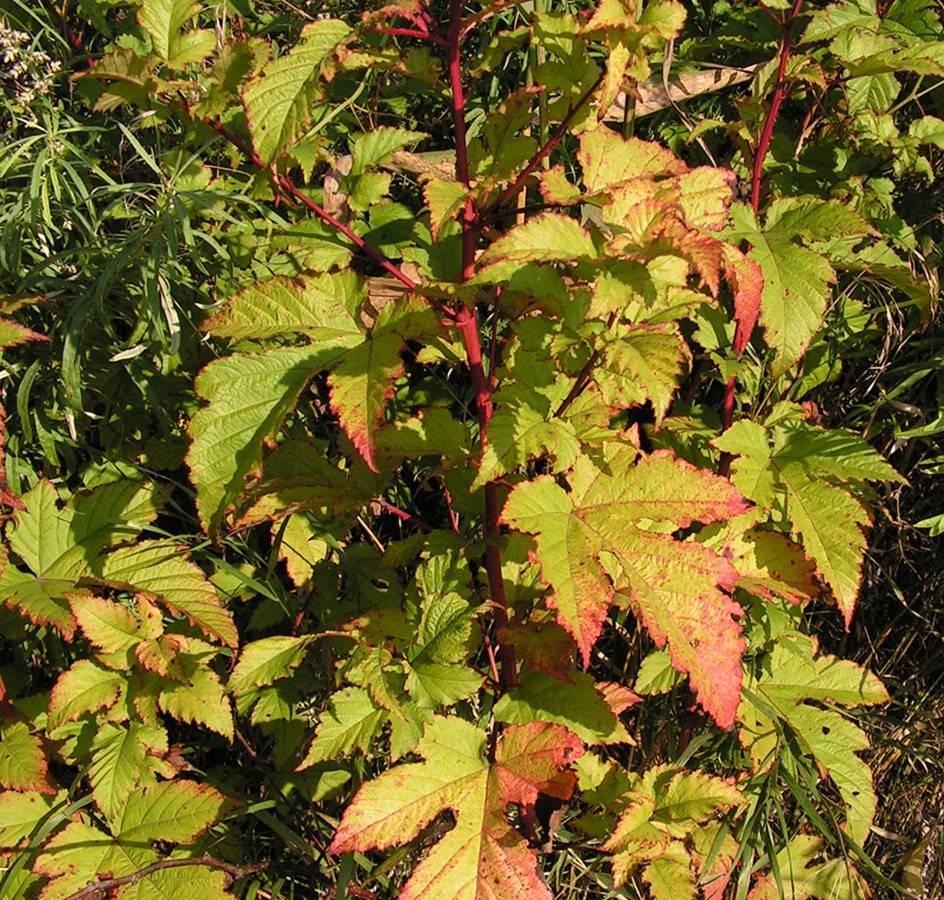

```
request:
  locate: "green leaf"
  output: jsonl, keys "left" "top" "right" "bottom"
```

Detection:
{"left": 118, "top": 781, "right": 229, "bottom": 843}
{"left": 100, "top": 540, "right": 238, "bottom": 647}
{"left": 749, "top": 835, "right": 868, "bottom": 900}
{"left": 331, "top": 718, "right": 582, "bottom": 899}
{"left": 604, "top": 765, "right": 745, "bottom": 891}
{"left": 87, "top": 722, "right": 167, "bottom": 823}
{"left": 411, "top": 591, "right": 477, "bottom": 666}
{"left": 352, "top": 127, "right": 426, "bottom": 173}
{"left": 137, "top": 0, "right": 215, "bottom": 68}
{"left": 205, "top": 272, "right": 366, "bottom": 343}
{"left": 634, "top": 649, "right": 686, "bottom": 695}
{"left": 48, "top": 660, "right": 126, "bottom": 730}
{"left": 593, "top": 326, "right": 690, "bottom": 424}
{"left": 502, "top": 445, "right": 749, "bottom": 727}
{"left": 478, "top": 212, "right": 598, "bottom": 270}
{"left": 0, "top": 790, "right": 62, "bottom": 848}
{"left": 424, "top": 177, "right": 469, "bottom": 241}
{"left": 329, "top": 332, "right": 406, "bottom": 472}
{"left": 34, "top": 821, "right": 156, "bottom": 897}
{"left": 716, "top": 423, "right": 899, "bottom": 624}
{"left": 297, "top": 687, "right": 387, "bottom": 768}
{"left": 0, "top": 564, "right": 76, "bottom": 638}
{"left": 0, "top": 721, "right": 51, "bottom": 792}
{"left": 159, "top": 657, "right": 234, "bottom": 739}
{"left": 228, "top": 635, "right": 316, "bottom": 698}
{"left": 772, "top": 425, "right": 905, "bottom": 484}
{"left": 578, "top": 129, "right": 686, "bottom": 193}
{"left": 474, "top": 384, "right": 580, "bottom": 489}
{"left": 764, "top": 199, "right": 875, "bottom": 244}
{"left": 188, "top": 346, "right": 342, "bottom": 533}
{"left": 72, "top": 595, "right": 147, "bottom": 655}
{"left": 909, "top": 115, "right": 944, "bottom": 147}
{"left": 405, "top": 661, "right": 484, "bottom": 709}
{"left": 243, "top": 20, "right": 351, "bottom": 164}
{"left": 740, "top": 634, "right": 888, "bottom": 844}
{"left": 494, "top": 668, "right": 631, "bottom": 745}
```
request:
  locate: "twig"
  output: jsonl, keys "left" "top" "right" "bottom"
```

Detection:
{"left": 376, "top": 498, "right": 434, "bottom": 532}
{"left": 63, "top": 857, "right": 267, "bottom": 900}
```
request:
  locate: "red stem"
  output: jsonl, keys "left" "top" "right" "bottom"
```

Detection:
{"left": 199, "top": 112, "right": 418, "bottom": 292}
{"left": 367, "top": 27, "right": 447, "bottom": 47}
{"left": 446, "top": 0, "right": 516, "bottom": 692}
{"left": 483, "top": 71, "right": 604, "bottom": 219}
{"left": 277, "top": 176, "right": 418, "bottom": 290}
{"left": 720, "top": 0, "right": 804, "bottom": 458}
{"left": 750, "top": 0, "right": 805, "bottom": 213}
{"left": 376, "top": 498, "right": 433, "bottom": 532}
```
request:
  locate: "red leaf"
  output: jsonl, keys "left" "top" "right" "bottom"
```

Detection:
{"left": 724, "top": 244, "right": 765, "bottom": 354}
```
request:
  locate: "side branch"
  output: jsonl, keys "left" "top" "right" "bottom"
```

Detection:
{"left": 196, "top": 110, "right": 418, "bottom": 292}
{"left": 483, "top": 71, "right": 604, "bottom": 219}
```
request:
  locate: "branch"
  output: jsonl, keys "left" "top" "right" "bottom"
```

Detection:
{"left": 482, "top": 71, "right": 604, "bottom": 220}
{"left": 191, "top": 104, "right": 418, "bottom": 292}
{"left": 63, "top": 857, "right": 267, "bottom": 900}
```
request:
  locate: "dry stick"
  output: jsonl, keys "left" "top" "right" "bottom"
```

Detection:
{"left": 63, "top": 858, "right": 267, "bottom": 900}
{"left": 446, "top": 0, "right": 517, "bottom": 697}
{"left": 720, "top": 0, "right": 804, "bottom": 466}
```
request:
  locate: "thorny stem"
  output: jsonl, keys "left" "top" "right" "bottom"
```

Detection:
{"left": 446, "top": 0, "right": 517, "bottom": 696}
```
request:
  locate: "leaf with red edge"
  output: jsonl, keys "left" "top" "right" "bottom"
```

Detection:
{"left": 0, "top": 721, "right": 54, "bottom": 793}
{"left": 329, "top": 331, "right": 406, "bottom": 472}
{"left": 0, "top": 319, "right": 47, "bottom": 351}
{"left": 502, "top": 444, "right": 750, "bottom": 727}
{"left": 331, "top": 718, "right": 583, "bottom": 900}
{"left": 723, "top": 527, "right": 820, "bottom": 605}
{"left": 578, "top": 130, "right": 687, "bottom": 193}
{"left": 99, "top": 540, "right": 238, "bottom": 648}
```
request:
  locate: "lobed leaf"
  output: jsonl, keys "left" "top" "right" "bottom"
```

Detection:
{"left": 503, "top": 446, "right": 749, "bottom": 726}
{"left": 331, "top": 718, "right": 582, "bottom": 899}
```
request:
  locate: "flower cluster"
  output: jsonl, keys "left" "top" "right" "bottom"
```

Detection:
{"left": 1, "top": 23, "right": 61, "bottom": 118}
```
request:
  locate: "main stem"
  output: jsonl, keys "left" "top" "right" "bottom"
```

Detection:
{"left": 446, "top": 0, "right": 517, "bottom": 692}
{"left": 721, "top": 0, "right": 804, "bottom": 446}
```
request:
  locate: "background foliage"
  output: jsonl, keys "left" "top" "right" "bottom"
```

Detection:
{"left": 0, "top": 0, "right": 942, "bottom": 897}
